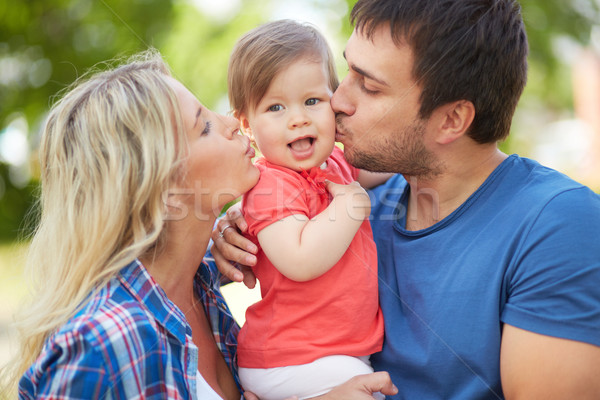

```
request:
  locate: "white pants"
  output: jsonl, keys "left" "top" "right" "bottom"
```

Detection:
{"left": 239, "top": 355, "right": 385, "bottom": 400}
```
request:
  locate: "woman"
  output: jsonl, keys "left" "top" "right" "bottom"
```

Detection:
{"left": 5, "top": 50, "right": 259, "bottom": 399}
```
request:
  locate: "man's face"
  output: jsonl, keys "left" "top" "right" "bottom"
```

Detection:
{"left": 332, "top": 26, "right": 440, "bottom": 177}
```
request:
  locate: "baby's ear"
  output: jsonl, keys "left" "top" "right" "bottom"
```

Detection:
{"left": 238, "top": 113, "right": 254, "bottom": 141}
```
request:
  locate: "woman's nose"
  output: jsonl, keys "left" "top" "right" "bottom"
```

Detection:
{"left": 220, "top": 114, "right": 240, "bottom": 138}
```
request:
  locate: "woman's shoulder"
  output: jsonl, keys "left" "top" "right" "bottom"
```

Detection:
{"left": 21, "top": 261, "right": 192, "bottom": 397}
{"left": 22, "top": 283, "right": 176, "bottom": 398}
{"left": 57, "top": 280, "right": 163, "bottom": 352}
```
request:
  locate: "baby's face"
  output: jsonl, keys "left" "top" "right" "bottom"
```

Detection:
{"left": 240, "top": 58, "right": 336, "bottom": 171}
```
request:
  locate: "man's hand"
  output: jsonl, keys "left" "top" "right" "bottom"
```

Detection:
{"left": 243, "top": 393, "right": 297, "bottom": 400}
{"left": 314, "top": 372, "right": 398, "bottom": 399}
{"left": 243, "top": 372, "right": 397, "bottom": 400}
{"left": 211, "top": 203, "right": 258, "bottom": 288}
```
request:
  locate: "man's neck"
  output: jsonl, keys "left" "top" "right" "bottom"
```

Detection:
{"left": 404, "top": 148, "right": 507, "bottom": 231}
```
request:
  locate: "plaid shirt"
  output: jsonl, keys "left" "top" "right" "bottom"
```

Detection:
{"left": 19, "top": 258, "right": 241, "bottom": 399}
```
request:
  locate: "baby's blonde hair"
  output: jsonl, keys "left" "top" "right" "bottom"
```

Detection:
{"left": 228, "top": 19, "right": 339, "bottom": 118}
{"left": 2, "top": 49, "right": 186, "bottom": 394}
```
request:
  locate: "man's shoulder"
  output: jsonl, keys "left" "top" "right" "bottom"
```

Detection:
{"left": 512, "top": 155, "right": 586, "bottom": 188}
{"left": 505, "top": 155, "right": 599, "bottom": 208}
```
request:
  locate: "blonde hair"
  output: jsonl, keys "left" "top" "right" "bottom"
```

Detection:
{"left": 228, "top": 19, "right": 339, "bottom": 118}
{"left": 2, "top": 49, "right": 186, "bottom": 394}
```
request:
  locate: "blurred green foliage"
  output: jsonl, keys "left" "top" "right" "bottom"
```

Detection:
{"left": 0, "top": 0, "right": 176, "bottom": 241}
{"left": 0, "top": 0, "right": 175, "bottom": 128}
{"left": 0, "top": 163, "right": 37, "bottom": 241}
{"left": 520, "top": 0, "right": 598, "bottom": 110}
{"left": 0, "top": 0, "right": 291, "bottom": 241}
{"left": 0, "top": 0, "right": 599, "bottom": 241}
{"left": 162, "top": 0, "right": 274, "bottom": 110}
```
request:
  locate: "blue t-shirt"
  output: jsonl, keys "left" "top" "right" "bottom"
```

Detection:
{"left": 368, "top": 155, "right": 600, "bottom": 399}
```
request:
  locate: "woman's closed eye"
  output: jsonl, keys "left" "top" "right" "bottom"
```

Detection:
{"left": 201, "top": 121, "right": 212, "bottom": 135}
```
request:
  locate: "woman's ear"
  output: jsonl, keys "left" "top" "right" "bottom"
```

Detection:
{"left": 238, "top": 113, "right": 254, "bottom": 142}
{"left": 435, "top": 100, "right": 475, "bottom": 145}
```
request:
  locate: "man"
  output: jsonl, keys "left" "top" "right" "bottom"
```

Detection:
{"left": 214, "top": 0, "right": 600, "bottom": 398}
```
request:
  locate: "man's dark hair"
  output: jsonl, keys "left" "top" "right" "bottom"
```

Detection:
{"left": 351, "top": 0, "right": 529, "bottom": 144}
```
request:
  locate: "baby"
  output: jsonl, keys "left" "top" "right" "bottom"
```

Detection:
{"left": 228, "top": 19, "right": 388, "bottom": 399}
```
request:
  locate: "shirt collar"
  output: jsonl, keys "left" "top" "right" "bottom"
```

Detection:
{"left": 256, "top": 157, "right": 341, "bottom": 189}
{"left": 118, "top": 259, "right": 189, "bottom": 344}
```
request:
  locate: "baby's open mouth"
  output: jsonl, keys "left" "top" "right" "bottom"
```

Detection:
{"left": 288, "top": 137, "right": 314, "bottom": 152}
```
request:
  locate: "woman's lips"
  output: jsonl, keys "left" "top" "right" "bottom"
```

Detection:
{"left": 245, "top": 138, "right": 255, "bottom": 157}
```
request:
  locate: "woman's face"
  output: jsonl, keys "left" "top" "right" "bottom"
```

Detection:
{"left": 167, "top": 77, "right": 259, "bottom": 218}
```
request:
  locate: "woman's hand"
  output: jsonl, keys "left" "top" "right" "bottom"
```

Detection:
{"left": 211, "top": 203, "right": 258, "bottom": 288}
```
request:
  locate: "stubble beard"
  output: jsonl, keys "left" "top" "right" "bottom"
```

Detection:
{"left": 338, "top": 116, "right": 442, "bottom": 178}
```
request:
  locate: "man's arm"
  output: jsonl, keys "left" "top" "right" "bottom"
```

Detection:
{"left": 357, "top": 170, "right": 393, "bottom": 189}
{"left": 500, "top": 324, "right": 600, "bottom": 399}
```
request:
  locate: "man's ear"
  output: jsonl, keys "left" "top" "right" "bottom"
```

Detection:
{"left": 238, "top": 113, "right": 254, "bottom": 141}
{"left": 435, "top": 100, "right": 475, "bottom": 145}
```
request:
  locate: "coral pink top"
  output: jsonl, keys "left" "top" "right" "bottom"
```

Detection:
{"left": 238, "top": 146, "right": 384, "bottom": 368}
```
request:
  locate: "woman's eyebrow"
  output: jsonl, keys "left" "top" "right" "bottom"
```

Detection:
{"left": 193, "top": 107, "right": 202, "bottom": 128}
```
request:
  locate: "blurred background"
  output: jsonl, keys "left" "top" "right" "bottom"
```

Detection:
{"left": 1, "top": 0, "right": 600, "bottom": 367}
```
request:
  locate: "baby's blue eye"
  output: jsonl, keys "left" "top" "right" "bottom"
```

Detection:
{"left": 305, "top": 98, "right": 319, "bottom": 106}
{"left": 268, "top": 104, "right": 283, "bottom": 112}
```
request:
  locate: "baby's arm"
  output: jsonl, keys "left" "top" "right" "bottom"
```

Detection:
{"left": 257, "top": 180, "right": 370, "bottom": 282}
{"left": 357, "top": 170, "right": 394, "bottom": 189}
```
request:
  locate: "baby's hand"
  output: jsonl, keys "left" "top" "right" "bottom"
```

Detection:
{"left": 325, "top": 180, "right": 371, "bottom": 220}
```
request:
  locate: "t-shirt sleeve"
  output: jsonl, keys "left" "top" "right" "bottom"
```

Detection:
{"left": 243, "top": 168, "right": 310, "bottom": 237}
{"left": 501, "top": 187, "right": 600, "bottom": 347}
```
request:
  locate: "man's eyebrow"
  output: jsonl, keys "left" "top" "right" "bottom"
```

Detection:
{"left": 343, "top": 50, "right": 390, "bottom": 88}
{"left": 192, "top": 107, "right": 202, "bottom": 128}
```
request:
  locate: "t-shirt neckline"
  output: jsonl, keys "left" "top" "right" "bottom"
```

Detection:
{"left": 392, "top": 154, "right": 518, "bottom": 237}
